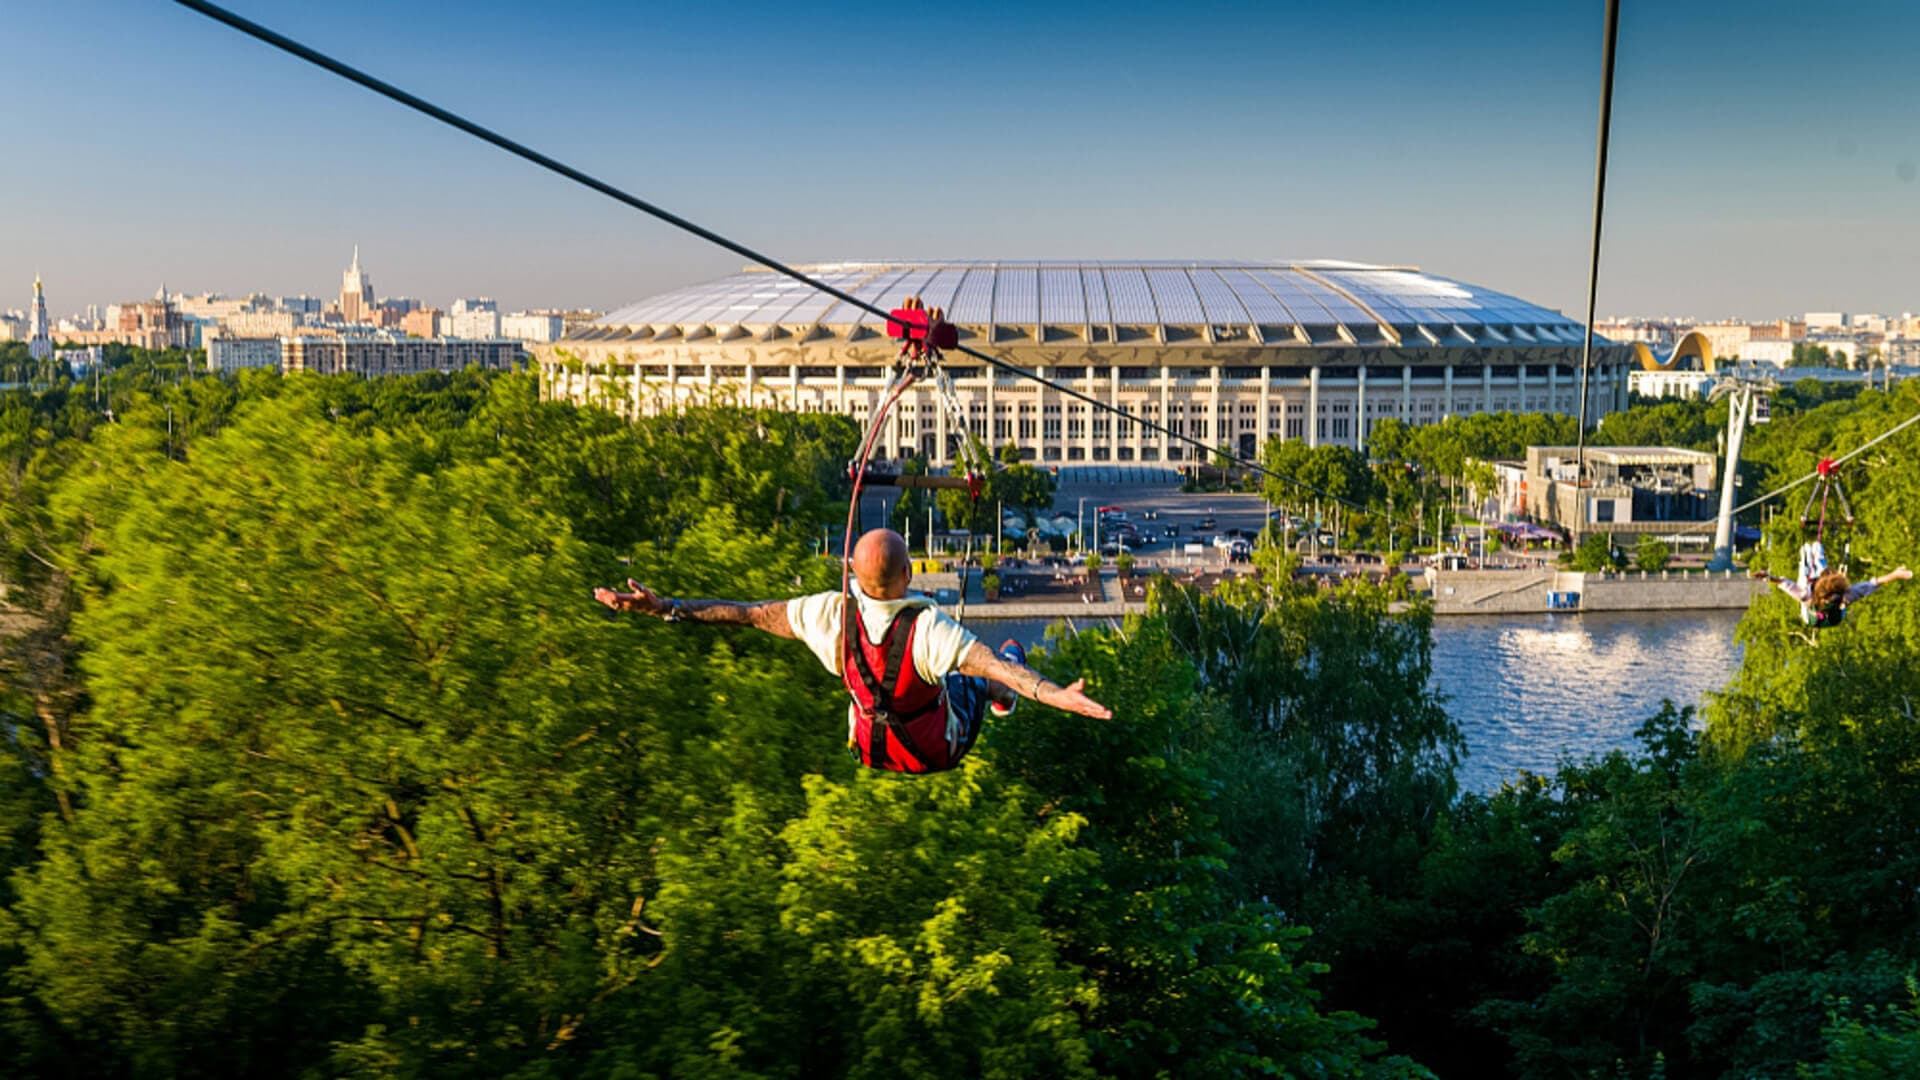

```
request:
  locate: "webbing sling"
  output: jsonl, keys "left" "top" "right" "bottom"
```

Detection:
{"left": 844, "top": 603, "right": 942, "bottom": 771}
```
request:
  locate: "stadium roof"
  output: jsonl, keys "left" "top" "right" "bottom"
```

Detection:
{"left": 592, "top": 260, "right": 1591, "bottom": 349}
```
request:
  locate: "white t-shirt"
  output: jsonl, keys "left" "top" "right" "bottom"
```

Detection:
{"left": 786, "top": 587, "right": 979, "bottom": 685}
{"left": 784, "top": 587, "right": 980, "bottom": 738}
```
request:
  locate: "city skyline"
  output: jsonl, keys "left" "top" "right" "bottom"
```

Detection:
{"left": 10, "top": 0, "right": 1920, "bottom": 318}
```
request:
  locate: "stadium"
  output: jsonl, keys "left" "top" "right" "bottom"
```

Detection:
{"left": 536, "top": 260, "right": 1636, "bottom": 466}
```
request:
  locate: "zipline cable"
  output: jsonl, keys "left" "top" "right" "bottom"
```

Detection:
{"left": 170, "top": 0, "right": 1371, "bottom": 514}
{"left": 1572, "top": 0, "right": 1621, "bottom": 517}
{"left": 1662, "top": 401, "right": 1920, "bottom": 536}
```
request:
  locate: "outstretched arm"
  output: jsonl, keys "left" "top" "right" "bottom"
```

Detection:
{"left": 593, "top": 579, "right": 796, "bottom": 639}
{"left": 957, "top": 640, "right": 1112, "bottom": 719}
{"left": 1848, "top": 565, "right": 1913, "bottom": 606}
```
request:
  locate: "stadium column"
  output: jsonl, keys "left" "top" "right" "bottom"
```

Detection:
{"left": 1209, "top": 365, "right": 1221, "bottom": 462}
{"left": 745, "top": 362, "right": 756, "bottom": 411}
{"left": 984, "top": 363, "right": 996, "bottom": 454}
{"left": 1401, "top": 364, "right": 1412, "bottom": 425}
{"left": 790, "top": 362, "right": 801, "bottom": 415}
{"left": 1090, "top": 363, "right": 1105, "bottom": 461}
{"left": 1258, "top": 366, "right": 1271, "bottom": 449}
{"left": 1107, "top": 365, "right": 1120, "bottom": 462}
{"left": 1516, "top": 363, "right": 1526, "bottom": 412}
{"left": 1308, "top": 365, "right": 1320, "bottom": 448}
{"left": 631, "top": 354, "right": 642, "bottom": 419}
{"left": 936, "top": 381, "right": 948, "bottom": 466}
{"left": 1036, "top": 365, "right": 1050, "bottom": 463}
{"left": 1355, "top": 364, "right": 1368, "bottom": 450}
{"left": 1443, "top": 364, "right": 1455, "bottom": 421}
{"left": 666, "top": 360, "right": 677, "bottom": 415}
{"left": 1481, "top": 363, "right": 1493, "bottom": 413}
{"left": 1549, "top": 362, "right": 1559, "bottom": 413}
{"left": 835, "top": 364, "right": 847, "bottom": 415}
{"left": 1159, "top": 364, "right": 1171, "bottom": 462}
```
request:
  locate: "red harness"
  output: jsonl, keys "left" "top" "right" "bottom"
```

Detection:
{"left": 842, "top": 600, "right": 962, "bottom": 773}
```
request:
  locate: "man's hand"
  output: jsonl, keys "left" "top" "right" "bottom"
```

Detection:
{"left": 594, "top": 578, "right": 672, "bottom": 618}
{"left": 959, "top": 641, "right": 1113, "bottom": 720}
{"left": 1042, "top": 678, "right": 1113, "bottom": 720}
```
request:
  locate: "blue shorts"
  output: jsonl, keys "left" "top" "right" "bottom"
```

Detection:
{"left": 944, "top": 673, "right": 990, "bottom": 757}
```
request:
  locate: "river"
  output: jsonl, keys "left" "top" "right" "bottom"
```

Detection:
{"left": 984, "top": 609, "right": 1745, "bottom": 794}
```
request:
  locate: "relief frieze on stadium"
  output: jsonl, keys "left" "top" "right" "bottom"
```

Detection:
{"left": 538, "top": 340, "right": 1621, "bottom": 374}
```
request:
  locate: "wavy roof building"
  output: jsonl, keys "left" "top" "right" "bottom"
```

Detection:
{"left": 538, "top": 260, "right": 1634, "bottom": 466}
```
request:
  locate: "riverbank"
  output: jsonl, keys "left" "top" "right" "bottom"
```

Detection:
{"left": 1423, "top": 567, "right": 1764, "bottom": 615}
{"left": 914, "top": 565, "right": 1766, "bottom": 619}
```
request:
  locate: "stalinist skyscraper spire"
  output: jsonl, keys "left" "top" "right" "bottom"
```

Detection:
{"left": 340, "top": 246, "right": 374, "bottom": 323}
{"left": 28, "top": 275, "right": 52, "bottom": 361}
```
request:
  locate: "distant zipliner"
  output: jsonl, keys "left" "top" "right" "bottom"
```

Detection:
{"left": 1752, "top": 540, "right": 1911, "bottom": 630}
{"left": 1749, "top": 458, "right": 1912, "bottom": 630}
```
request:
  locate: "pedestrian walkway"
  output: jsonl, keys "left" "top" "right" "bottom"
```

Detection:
{"left": 1053, "top": 465, "right": 1182, "bottom": 486}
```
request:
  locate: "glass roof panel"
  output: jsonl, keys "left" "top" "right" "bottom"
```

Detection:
{"left": 1248, "top": 270, "right": 1336, "bottom": 325}
{"left": 1191, "top": 269, "right": 1253, "bottom": 324}
{"left": 820, "top": 268, "right": 913, "bottom": 325}
{"left": 1040, "top": 268, "right": 1088, "bottom": 324}
{"left": 1104, "top": 267, "right": 1158, "bottom": 323}
{"left": 776, "top": 270, "right": 874, "bottom": 324}
{"left": 1082, "top": 268, "right": 1112, "bottom": 324}
{"left": 866, "top": 267, "right": 942, "bottom": 325}
{"left": 1215, "top": 268, "right": 1296, "bottom": 323}
{"left": 950, "top": 268, "right": 996, "bottom": 324}
{"left": 1144, "top": 269, "right": 1206, "bottom": 324}
{"left": 995, "top": 266, "right": 1040, "bottom": 325}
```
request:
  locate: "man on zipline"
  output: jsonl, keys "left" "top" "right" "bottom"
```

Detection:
{"left": 594, "top": 527, "right": 1111, "bottom": 773}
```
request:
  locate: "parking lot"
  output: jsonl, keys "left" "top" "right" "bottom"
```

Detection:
{"left": 855, "top": 467, "right": 1330, "bottom": 567}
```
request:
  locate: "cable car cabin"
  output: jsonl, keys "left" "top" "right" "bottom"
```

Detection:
{"left": 1751, "top": 395, "right": 1771, "bottom": 424}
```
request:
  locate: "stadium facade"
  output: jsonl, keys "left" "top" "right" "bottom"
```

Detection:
{"left": 535, "top": 260, "right": 1634, "bottom": 466}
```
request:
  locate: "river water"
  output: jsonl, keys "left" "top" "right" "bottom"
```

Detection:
{"left": 983, "top": 609, "right": 1745, "bottom": 794}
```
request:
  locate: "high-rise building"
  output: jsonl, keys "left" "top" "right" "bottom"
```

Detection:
{"left": 501, "top": 312, "right": 564, "bottom": 343}
{"left": 340, "top": 247, "right": 375, "bottom": 323}
{"left": 28, "top": 276, "right": 52, "bottom": 361}
{"left": 282, "top": 332, "right": 521, "bottom": 377}
{"left": 205, "top": 333, "right": 283, "bottom": 374}
{"left": 221, "top": 310, "right": 301, "bottom": 337}
{"left": 447, "top": 297, "right": 500, "bottom": 339}
{"left": 399, "top": 307, "right": 442, "bottom": 338}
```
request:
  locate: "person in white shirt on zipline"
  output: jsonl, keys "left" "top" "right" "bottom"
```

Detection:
{"left": 596, "top": 528, "right": 1110, "bottom": 773}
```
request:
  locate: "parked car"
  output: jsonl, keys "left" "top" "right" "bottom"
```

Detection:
{"left": 1197, "top": 516, "right": 1217, "bottom": 530}
{"left": 1228, "top": 539, "right": 1253, "bottom": 563}
{"left": 1163, "top": 524, "right": 1180, "bottom": 537}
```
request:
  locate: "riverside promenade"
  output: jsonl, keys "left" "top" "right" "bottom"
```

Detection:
{"left": 1422, "top": 567, "right": 1765, "bottom": 615}
{"left": 912, "top": 564, "right": 1767, "bottom": 620}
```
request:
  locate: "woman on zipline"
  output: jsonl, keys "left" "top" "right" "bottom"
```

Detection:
{"left": 1753, "top": 539, "right": 1912, "bottom": 629}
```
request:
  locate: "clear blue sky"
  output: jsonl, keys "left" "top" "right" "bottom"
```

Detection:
{"left": 10, "top": 0, "right": 1920, "bottom": 322}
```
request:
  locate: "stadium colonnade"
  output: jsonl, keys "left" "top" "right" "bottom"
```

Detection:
{"left": 534, "top": 260, "right": 1636, "bottom": 466}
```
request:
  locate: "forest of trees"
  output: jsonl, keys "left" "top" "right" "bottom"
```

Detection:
{"left": 4, "top": 355, "right": 1920, "bottom": 1076}
{"left": 1251, "top": 380, "right": 1873, "bottom": 554}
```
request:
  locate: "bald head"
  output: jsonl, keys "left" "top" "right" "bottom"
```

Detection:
{"left": 852, "top": 528, "right": 911, "bottom": 599}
